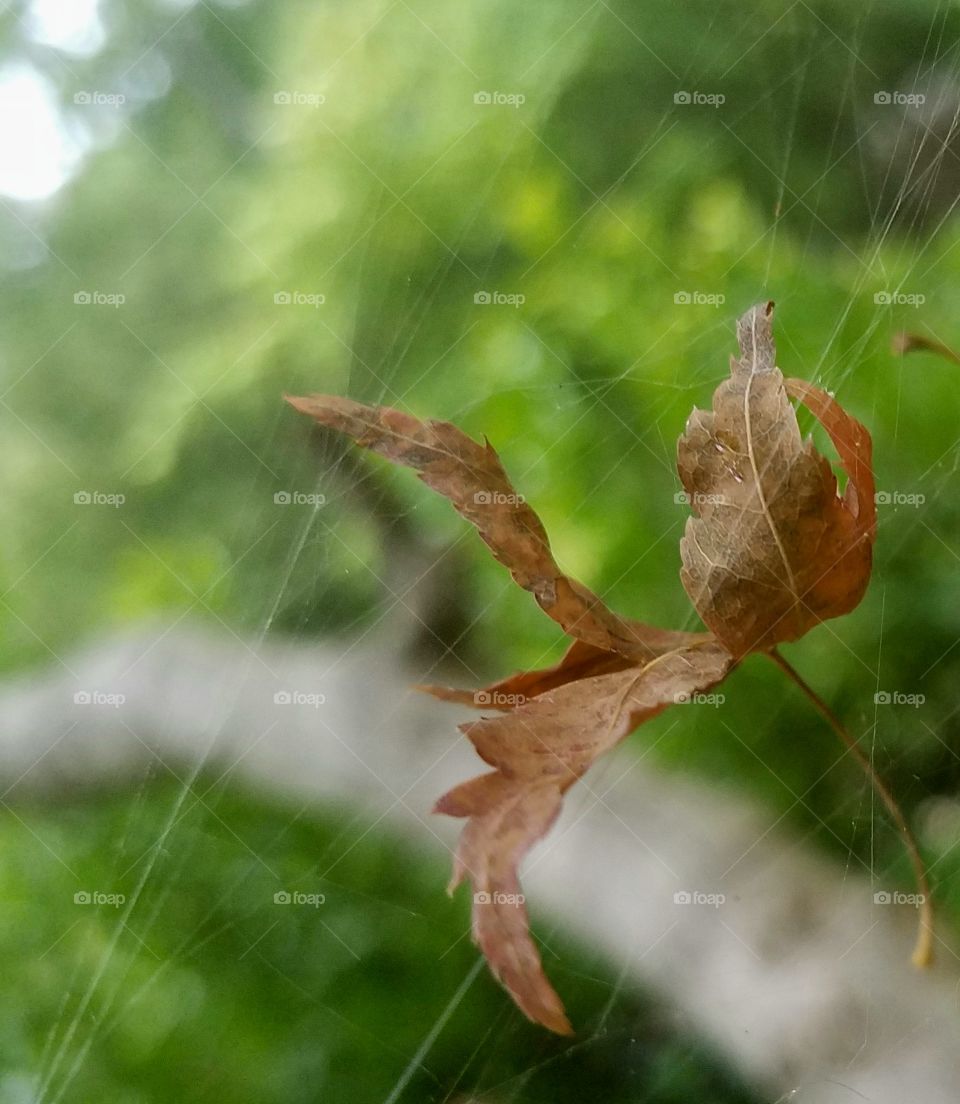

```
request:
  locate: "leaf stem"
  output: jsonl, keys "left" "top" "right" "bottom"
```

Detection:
{"left": 768, "top": 648, "right": 933, "bottom": 968}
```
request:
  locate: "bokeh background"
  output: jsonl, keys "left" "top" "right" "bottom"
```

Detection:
{"left": 2, "top": 0, "right": 960, "bottom": 1100}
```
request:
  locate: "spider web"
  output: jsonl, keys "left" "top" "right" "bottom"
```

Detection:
{"left": 8, "top": 1, "right": 960, "bottom": 1102}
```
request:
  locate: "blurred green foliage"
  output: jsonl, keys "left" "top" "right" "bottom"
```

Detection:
{"left": 4, "top": 778, "right": 759, "bottom": 1103}
{"left": 2, "top": 0, "right": 960, "bottom": 1099}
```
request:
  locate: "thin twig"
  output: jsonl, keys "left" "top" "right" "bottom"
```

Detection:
{"left": 769, "top": 648, "right": 933, "bottom": 968}
{"left": 892, "top": 330, "right": 960, "bottom": 366}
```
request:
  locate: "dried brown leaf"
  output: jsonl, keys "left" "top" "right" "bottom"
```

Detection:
{"left": 285, "top": 303, "right": 880, "bottom": 1034}
{"left": 436, "top": 640, "right": 734, "bottom": 1032}
{"left": 677, "top": 302, "right": 875, "bottom": 656}
{"left": 421, "top": 638, "right": 667, "bottom": 711}
{"left": 286, "top": 394, "right": 699, "bottom": 662}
